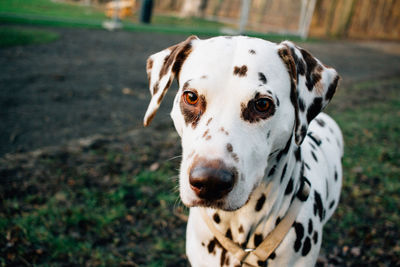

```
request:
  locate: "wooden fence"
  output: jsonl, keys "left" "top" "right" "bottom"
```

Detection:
{"left": 153, "top": 0, "right": 303, "bottom": 35}
{"left": 309, "top": 0, "right": 400, "bottom": 40}
{"left": 150, "top": 0, "right": 400, "bottom": 40}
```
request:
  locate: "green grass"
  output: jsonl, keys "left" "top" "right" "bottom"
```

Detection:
{"left": 0, "top": 26, "right": 58, "bottom": 47}
{"left": 0, "top": 158, "right": 186, "bottom": 266}
{"left": 0, "top": 0, "right": 106, "bottom": 20}
{"left": 322, "top": 78, "right": 400, "bottom": 264}
{"left": 0, "top": 0, "right": 304, "bottom": 41}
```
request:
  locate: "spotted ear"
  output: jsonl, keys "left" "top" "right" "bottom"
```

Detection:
{"left": 143, "top": 35, "right": 198, "bottom": 127}
{"left": 278, "top": 41, "right": 340, "bottom": 145}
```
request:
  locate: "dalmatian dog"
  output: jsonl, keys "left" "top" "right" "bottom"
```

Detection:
{"left": 143, "top": 35, "right": 343, "bottom": 267}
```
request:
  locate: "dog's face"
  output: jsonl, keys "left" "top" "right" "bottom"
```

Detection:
{"left": 144, "top": 36, "right": 339, "bottom": 211}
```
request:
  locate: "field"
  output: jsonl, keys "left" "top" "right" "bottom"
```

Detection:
{"left": 1, "top": 0, "right": 400, "bottom": 266}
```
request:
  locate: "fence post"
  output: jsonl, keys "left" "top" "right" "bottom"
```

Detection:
{"left": 140, "top": 0, "right": 154, "bottom": 24}
{"left": 298, "top": 0, "right": 317, "bottom": 39}
{"left": 239, "top": 0, "right": 250, "bottom": 34}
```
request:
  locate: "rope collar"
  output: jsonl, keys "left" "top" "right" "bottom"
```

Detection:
{"left": 200, "top": 180, "right": 310, "bottom": 267}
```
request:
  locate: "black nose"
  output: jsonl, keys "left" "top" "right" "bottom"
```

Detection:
{"left": 189, "top": 160, "right": 236, "bottom": 200}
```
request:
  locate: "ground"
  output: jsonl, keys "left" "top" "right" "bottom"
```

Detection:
{"left": 1, "top": 25, "right": 400, "bottom": 266}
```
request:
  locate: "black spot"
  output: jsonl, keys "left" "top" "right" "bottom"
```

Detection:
{"left": 315, "top": 118, "right": 325, "bottom": 127}
{"left": 306, "top": 97, "right": 323, "bottom": 123}
{"left": 220, "top": 248, "right": 227, "bottom": 266}
{"left": 309, "top": 142, "right": 317, "bottom": 150}
{"left": 275, "top": 217, "right": 281, "bottom": 226}
{"left": 298, "top": 98, "right": 305, "bottom": 112}
{"left": 313, "top": 231, "right": 318, "bottom": 244}
{"left": 329, "top": 200, "right": 335, "bottom": 209}
{"left": 314, "top": 191, "right": 324, "bottom": 221}
{"left": 238, "top": 225, "right": 244, "bottom": 233}
{"left": 207, "top": 239, "right": 216, "bottom": 253}
{"left": 285, "top": 178, "right": 294, "bottom": 195}
{"left": 308, "top": 219, "right": 313, "bottom": 234}
{"left": 311, "top": 151, "right": 318, "bottom": 162}
{"left": 307, "top": 72, "right": 322, "bottom": 91}
{"left": 268, "top": 165, "right": 276, "bottom": 177}
{"left": 297, "top": 125, "right": 308, "bottom": 144}
{"left": 255, "top": 194, "right": 266, "bottom": 211}
{"left": 254, "top": 233, "right": 263, "bottom": 246}
{"left": 225, "top": 229, "right": 232, "bottom": 239}
{"left": 225, "top": 255, "right": 230, "bottom": 266}
{"left": 290, "top": 47, "right": 305, "bottom": 76}
{"left": 301, "top": 237, "right": 311, "bottom": 256}
{"left": 269, "top": 251, "right": 276, "bottom": 260}
{"left": 276, "top": 138, "right": 292, "bottom": 162}
{"left": 325, "top": 75, "right": 340, "bottom": 101}
{"left": 334, "top": 170, "right": 338, "bottom": 181}
{"left": 267, "top": 130, "right": 271, "bottom": 139}
{"left": 300, "top": 162, "right": 305, "bottom": 178}
{"left": 213, "top": 213, "right": 220, "bottom": 223}
{"left": 249, "top": 49, "right": 256, "bottom": 54}
{"left": 280, "top": 164, "right": 287, "bottom": 183}
{"left": 326, "top": 180, "right": 329, "bottom": 200}
{"left": 308, "top": 132, "right": 322, "bottom": 146}
{"left": 300, "top": 48, "right": 319, "bottom": 91}
{"left": 296, "top": 176, "right": 310, "bottom": 202}
{"left": 258, "top": 72, "right": 267, "bottom": 84}
{"left": 294, "top": 147, "right": 302, "bottom": 162}
{"left": 257, "top": 260, "right": 267, "bottom": 267}
{"left": 293, "top": 222, "right": 304, "bottom": 252}
{"left": 304, "top": 162, "right": 311, "bottom": 170}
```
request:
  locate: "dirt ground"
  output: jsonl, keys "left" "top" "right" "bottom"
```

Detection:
{"left": 1, "top": 26, "right": 400, "bottom": 156}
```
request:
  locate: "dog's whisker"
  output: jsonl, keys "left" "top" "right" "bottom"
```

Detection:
{"left": 165, "top": 155, "right": 182, "bottom": 162}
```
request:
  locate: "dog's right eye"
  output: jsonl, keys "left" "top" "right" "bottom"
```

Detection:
{"left": 183, "top": 91, "right": 199, "bottom": 105}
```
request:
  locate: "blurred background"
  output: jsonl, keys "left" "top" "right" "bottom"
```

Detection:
{"left": 0, "top": 0, "right": 399, "bottom": 266}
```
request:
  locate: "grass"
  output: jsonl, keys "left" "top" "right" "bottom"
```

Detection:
{"left": 322, "top": 78, "right": 400, "bottom": 264}
{"left": 0, "top": 0, "right": 304, "bottom": 41}
{"left": 1, "top": 78, "right": 399, "bottom": 266}
{"left": 0, "top": 26, "right": 59, "bottom": 47}
{"left": 0, "top": 0, "right": 106, "bottom": 20}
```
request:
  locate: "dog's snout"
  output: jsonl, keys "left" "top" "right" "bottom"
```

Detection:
{"left": 189, "top": 160, "right": 236, "bottom": 200}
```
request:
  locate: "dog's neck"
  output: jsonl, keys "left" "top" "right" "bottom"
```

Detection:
{"left": 206, "top": 137, "right": 303, "bottom": 249}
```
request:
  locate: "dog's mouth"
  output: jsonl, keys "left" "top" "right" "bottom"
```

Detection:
{"left": 185, "top": 198, "right": 242, "bottom": 211}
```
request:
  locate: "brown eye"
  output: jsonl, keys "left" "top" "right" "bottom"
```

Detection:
{"left": 184, "top": 91, "right": 199, "bottom": 105}
{"left": 254, "top": 98, "right": 271, "bottom": 112}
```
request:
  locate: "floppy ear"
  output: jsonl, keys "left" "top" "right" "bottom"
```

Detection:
{"left": 277, "top": 41, "right": 340, "bottom": 145}
{"left": 143, "top": 35, "right": 198, "bottom": 127}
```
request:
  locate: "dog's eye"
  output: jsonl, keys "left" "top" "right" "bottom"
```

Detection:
{"left": 254, "top": 98, "right": 272, "bottom": 112}
{"left": 184, "top": 91, "right": 199, "bottom": 105}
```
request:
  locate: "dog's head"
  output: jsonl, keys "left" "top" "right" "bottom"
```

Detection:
{"left": 144, "top": 36, "right": 339, "bottom": 211}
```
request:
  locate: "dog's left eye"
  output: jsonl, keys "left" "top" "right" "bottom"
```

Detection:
{"left": 183, "top": 91, "right": 199, "bottom": 105}
{"left": 254, "top": 98, "right": 272, "bottom": 112}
